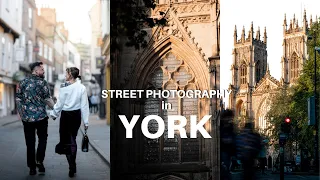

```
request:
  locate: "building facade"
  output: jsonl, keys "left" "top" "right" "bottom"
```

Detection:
{"left": 18, "top": 0, "right": 37, "bottom": 74}
{"left": 36, "top": 7, "right": 69, "bottom": 98}
{"left": 35, "top": 11, "right": 55, "bottom": 94}
{"left": 100, "top": 0, "right": 110, "bottom": 121}
{"left": 75, "top": 43, "right": 91, "bottom": 81}
{"left": 89, "top": 0, "right": 103, "bottom": 79}
{"left": 67, "top": 41, "right": 81, "bottom": 69}
{"left": 111, "top": 0, "right": 221, "bottom": 179}
{"left": 228, "top": 10, "right": 315, "bottom": 164}
{"left": 0, "top": 0, "right": 23, "bottom": 117}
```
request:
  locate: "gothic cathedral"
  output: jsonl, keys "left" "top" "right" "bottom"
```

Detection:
{"left": 229, "top": 10, "right": 315, "bottom": 133}
{"left": 112, "top": 1, "right": 221, "bottom": 179}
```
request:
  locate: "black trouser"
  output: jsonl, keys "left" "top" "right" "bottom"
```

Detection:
{"left": 22, "top": 117, "right": 48, "bottom": 169}
{"left": 60, "top": 110, "right": 81, "bottom": 171}
{"left": 259, "top": 157, "right": 266, "bottom": 173}
{"left": 242, "top": 158, "right": 255, "bottom": 180}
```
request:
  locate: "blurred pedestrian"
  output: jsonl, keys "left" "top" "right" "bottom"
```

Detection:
{"left": 90, "top": 93, "right": 99, "bottom": 113}
{"left": 16, "top": 62, "right": 55, "bottom": 175}
{"left": 258, "top": 139, "right": 268, "bottom": 174}
{"left": 220, "top": 109, "right": 236, "bottom": 180}
{"left": 50, "top": 67, "right": 89, "bottom": 177}
{"left": 236, "top": 122, "right": 262, "bottom": 180}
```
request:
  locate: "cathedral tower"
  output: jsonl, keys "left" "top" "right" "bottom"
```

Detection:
{"left": 281, "top": 10, "right": 311, "bottom": 84}
{"left": 229, "top": 22, "right": 268, "bottom": 120}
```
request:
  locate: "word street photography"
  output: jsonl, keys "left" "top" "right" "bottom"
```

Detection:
{"left": 101, "top": 89, "right": 232, "bottom": 99}
{"left": 102, "top": 89, "right": 231, "bottom": 139}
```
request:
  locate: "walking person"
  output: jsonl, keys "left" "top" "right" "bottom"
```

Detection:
{"left": 90, "top": 93, "right": 99, "bottom": 114}
{"left": 16, "top": 62, "right": 55, "bottom": 175}
{"left": 220, "top": 109, "right": 236, "bottom": 180}
{"left": 50, "top": 67, "right": 89, "bottom": 177}
{"left": 258, "top": 138, "right": 268, "bottom": 174}
{"left": 236, "top": 122, "right": 262, "bottom": 180}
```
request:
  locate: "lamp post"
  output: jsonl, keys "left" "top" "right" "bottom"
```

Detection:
{"left": 308, "top": 19, "right": 319, "bottom": 171}
{"left": 314, "top": 40, "right": 318, "bottom": 171}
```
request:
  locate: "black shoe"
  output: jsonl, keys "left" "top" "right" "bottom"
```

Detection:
{"left": 69, "top": 165, "right": 77, "bottom": 174}
{"left": 36, "top": 162, "right": 45, "bottom": 174}
{"left": 29, "top": 169, "right": 37, "bottom": 175}
{"left": 69, "top": 170, "right": 75, "bottom": 177}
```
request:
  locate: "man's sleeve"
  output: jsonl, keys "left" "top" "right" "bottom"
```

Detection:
{"left": 42, "top": 80, "right": 55, "bottom": 109}
{"left": 15, "top": 82, "right": 24, "bottom": 117}
{"left": 42, "top": 80, "right": 51, "bottom": 99}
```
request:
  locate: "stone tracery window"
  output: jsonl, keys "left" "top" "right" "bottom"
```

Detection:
{"left": 143, "top": 52, "right": 200, "bottom": 164}
{"left": 255, "top": 61, "right": 261, "bottom": 83}
{"left": 290, "top": 53, "right": 299, "bottom": 80}
{"left": 258, "top": 99, "right": 271, "bottom": 135}
{"left": 240, "top": 63, "right": 247, "bottom": 85}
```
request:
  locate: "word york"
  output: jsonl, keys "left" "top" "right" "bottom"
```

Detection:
{"left": 119, "top": 115, "right": 212, "bottom": 139}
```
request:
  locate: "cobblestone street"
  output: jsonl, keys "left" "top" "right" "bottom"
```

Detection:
{"left": 0, "top": 117, "right": 110, "bottom": 180}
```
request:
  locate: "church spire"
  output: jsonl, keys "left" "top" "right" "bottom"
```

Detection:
{"left": 283, "top": 13, "right": 287, "bottom": 35}
{"left": 256, "top": 26, "right": 261, "bottom": 40}
{"left": 266, "top": 63, "right": 270, "bottom": 75}
{"left": 303, "top": 9, "right": 308, "bottom": 31}
{"left": 310, "top": 15, "right": 313, "bottom": 28}
{"left": 234, "top": 25, "right": 237, "bottom": 44}
{"left": 263, "top": 27, "right": 267, "bottom": 44}
{"left": 284, "top": 13, "right": 287, "bottom": 26}
{"left": 250, "top": 21, "right": 254, "bottom": 40}
{"left": 241, "top": 26, "right": 245, "bottom": 43}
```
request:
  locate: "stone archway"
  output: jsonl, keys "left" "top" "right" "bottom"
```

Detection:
{"left": 236, "top": 99, "right": 244, "bottom": 117}
{"left": 153, "top": 173, "right": 188, "bottom": 180}
{"left": 256, "top": 97, "right": 271, "bottom": 135}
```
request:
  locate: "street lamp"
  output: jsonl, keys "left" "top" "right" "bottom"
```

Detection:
{"left": 315, "top": 46, "right": 320, "bottom": 172}
{"left": 308, "top": 23, "right": 319, "bottom": 171}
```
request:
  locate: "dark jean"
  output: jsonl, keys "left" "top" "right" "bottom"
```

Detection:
{"left": 22, "top": 117, "right": 48, "bottom": 169}
{"left": 221, "top": 151, "right": 232, "bottom": 179}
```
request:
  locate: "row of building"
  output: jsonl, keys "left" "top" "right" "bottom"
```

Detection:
{"left": 0, "top": 0, "right": 108, "bottom": 118}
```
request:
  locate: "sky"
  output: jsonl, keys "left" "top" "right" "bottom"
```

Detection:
{"left": 35, "top": 0, "right": 97, "bottom": 44}
{"left": 220, "top": 0, "right": 320, "bottom": 107}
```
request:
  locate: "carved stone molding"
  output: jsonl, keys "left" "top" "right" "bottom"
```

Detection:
{"left": 153, "top": 2, "right": 211, "bottom": 18}
{"left": 179, "top": 15, "right": 210, "bottom": 24}
{"left": 153, "top": 14, "right": 184, "bottom": 42}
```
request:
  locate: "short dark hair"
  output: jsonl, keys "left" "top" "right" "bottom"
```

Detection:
{"left": 66, "top": 67, "right": 80, "bottom": 79}
{"left": 29, "top": 62, "right": 43, "bottom": 72}
{"left": 220, "top": 109, "right": 234, "bottom": 119}
{"left": 244, "top": 122, "right": 254, "bottom": 129}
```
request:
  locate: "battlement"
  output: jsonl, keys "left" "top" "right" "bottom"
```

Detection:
{"left": 234, "top": 22, "right": 267, "bottom": 46}
{"left": 283, "top": 9, "right": 318, "bottom": 35}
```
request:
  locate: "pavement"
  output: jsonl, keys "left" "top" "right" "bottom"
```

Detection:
{"left": 79, "top": 114, "right": 110, "bottom": 166}
{"left": 0, "top": 114, "right": 110, "bottom": 180}
{"left": 230, "top": 170, "right": 320, "bottom": 179}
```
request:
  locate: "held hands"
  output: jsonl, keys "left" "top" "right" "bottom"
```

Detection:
{"left": 84, "top": 125, "right": 88, "bottom": 131}
{"left": 49, "top": 111, "right": 57, "bottom": 120}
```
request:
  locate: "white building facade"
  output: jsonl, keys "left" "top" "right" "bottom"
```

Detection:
{"left": 67, "top": 41, "right": 81, "bottom": 69}
{"left": 0, "top": 0, "right": 23, "bottom": 117}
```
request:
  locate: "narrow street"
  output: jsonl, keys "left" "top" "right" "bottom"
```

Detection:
{"left": 0, "top": 118, "right": 110, "bottom": 180}
{"left": 231, "top": 171, "right": 320, "bottom": 180}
